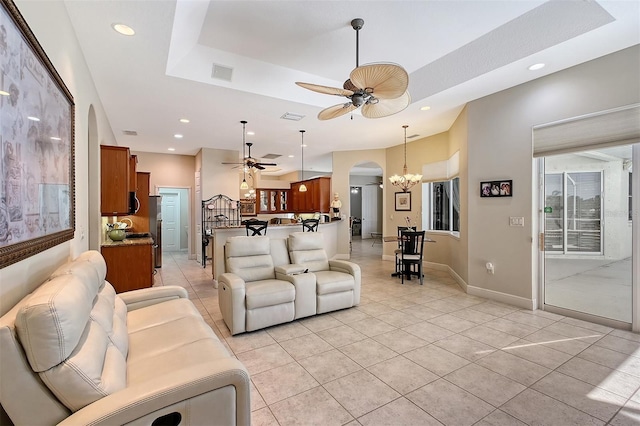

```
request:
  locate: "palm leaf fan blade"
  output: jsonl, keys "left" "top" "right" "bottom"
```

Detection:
{"left": 361, "top": 91, "right": 411, "bottom": 119}
{"left": 295, "top": 82, "right": 354, "bottom": 97}
{"left": 349, "top": 63, "right": 408, "bottom": 99}
{"left": 318, "top": 103, "right": 358, "bottom": 120}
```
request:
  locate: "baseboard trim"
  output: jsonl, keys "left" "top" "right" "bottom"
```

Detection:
{"left": 467, "top": 285, "right": 536, "bottom": 310}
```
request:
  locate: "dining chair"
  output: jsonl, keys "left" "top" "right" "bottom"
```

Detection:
{"left": 400, "top": 230, "right": 426, "bottom": 285}
{"left": 394, "top": 226, "right": 410, "bottom": 277}
{"left": 245, "top": 220, "right": 268, "bottom": 236}
{"left": 302, "top": 218, "right": 320, "bottom": 232}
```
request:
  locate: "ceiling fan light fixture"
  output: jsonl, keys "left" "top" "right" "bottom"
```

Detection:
{"left": 389, "top": 125, "right": 422, "bottom": 192}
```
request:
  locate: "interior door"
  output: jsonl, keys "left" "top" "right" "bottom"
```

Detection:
{"left": 361, "top": 185, "right": 380, "bottom": 237}
{"left": 161, "top": 192, "right": 180, "bottom": 252}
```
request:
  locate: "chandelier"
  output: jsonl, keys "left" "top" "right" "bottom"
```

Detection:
{"left": 389, "top": 125, "right": 422, "bottom": 192}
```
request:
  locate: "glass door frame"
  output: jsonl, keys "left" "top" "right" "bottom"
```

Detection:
{"left": 537, "top": 145, "right": 639, "bottom": 331}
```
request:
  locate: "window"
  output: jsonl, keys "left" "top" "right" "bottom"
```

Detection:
{"left": 423, "top": 177, "right": 460, "bottom": 234}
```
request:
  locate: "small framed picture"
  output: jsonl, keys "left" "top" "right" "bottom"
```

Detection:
{"left": 480, "top": 180, "right": 512, "bottom": 197}
{"left": 239, "top": 199, "right": 256, "bottom": 216}
{"left": 395, "top": 192, "right": 412, "bottom": 211}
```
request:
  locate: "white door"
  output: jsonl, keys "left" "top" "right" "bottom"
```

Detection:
{"left": 161, "top": 192, "right": 180, "bottom": 252}
{"left": 361, "top": 185, "right": 380, "bottom": 238}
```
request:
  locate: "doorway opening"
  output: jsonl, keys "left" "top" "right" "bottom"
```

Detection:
{"left": 349, "top": 161, "right": 383, "bottom": 256}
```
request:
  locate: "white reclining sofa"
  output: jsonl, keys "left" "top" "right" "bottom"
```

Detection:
{"left": 0, "top": 251, "right": 250, "bottom": 426}
{"left": 218, "top": 233, "right": 360, "bottom": 335}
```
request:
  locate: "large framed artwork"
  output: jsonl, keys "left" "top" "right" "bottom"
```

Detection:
{"left": 0, "top": 0, "right": 75, "bottom": 269}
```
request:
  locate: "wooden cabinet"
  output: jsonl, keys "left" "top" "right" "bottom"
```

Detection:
{"left": 291, "top": 176, "right": 331, "bottom": 213}
{"left": 256, "top": 189, "right": 290, "bottom": 213}
{"left": 101, "top": 145, "right": 131, "bottom": 215}
{"left": 101, "top": 243, "right": 153, "bottom": 293}
{"left": 129, "top": 154, "right": 138, "bottom": 192}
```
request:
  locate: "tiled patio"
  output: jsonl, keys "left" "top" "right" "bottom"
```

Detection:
{"left": 155, "top": 240, "right": 640, "bottom": 425}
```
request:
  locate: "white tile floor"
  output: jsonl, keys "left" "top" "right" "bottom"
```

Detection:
{"left": 156, "top": 241, "right": 640, "bottom": 425}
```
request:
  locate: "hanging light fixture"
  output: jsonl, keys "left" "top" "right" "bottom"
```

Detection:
{"left": 389, "top": 124, "right": 422, "bottom": 192}
{"left": 240, "top": 120, "right": 249, "bottom": 190}
{"left": 299, "top": 130, "right": 307, "bottom": 192}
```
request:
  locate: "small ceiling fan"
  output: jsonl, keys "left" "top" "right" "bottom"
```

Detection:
{"left": 296, "top": 18, "right": 410, "bottom": 120}
{"left": 222, "top": 121, "right": 277, "bottom": 171}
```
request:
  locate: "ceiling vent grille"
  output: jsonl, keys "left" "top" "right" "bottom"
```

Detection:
{"left": 122, "top": 130, "right": 138, "bottom": 136}
{"left": 262, "top": 153, "right": 281, "bottom": 159}
{"left": 280, "top": 112, "right": 305, "bottom": 121}
{"left": 211, "top": 63, "right": 233, "bottom": 81}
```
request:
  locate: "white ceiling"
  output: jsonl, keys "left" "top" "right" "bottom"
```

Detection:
{"left": 63, "top": 0, "right": 640, "bottom": 176}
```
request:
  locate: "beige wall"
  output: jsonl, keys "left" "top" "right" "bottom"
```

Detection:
{"left": 132, "top": 151, "right": 197, "bottom": 256}
{"left": 0, "top": 0, "right": 116, "bottom": 317}
{"left": 448, "top": 106, "right": 469, "bottom": 284}
{"left": 466, "top": 45, "right": 640, "bottom": 306}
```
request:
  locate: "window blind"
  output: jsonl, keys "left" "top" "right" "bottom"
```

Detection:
{"left": 533, "top": 104, "right": 640, "bottom": 158}
{"left": 422, "top": 151, "right": 460, "bottom": 182}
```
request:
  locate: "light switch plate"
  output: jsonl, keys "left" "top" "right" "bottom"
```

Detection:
{"left": 509, "top": 217, "right": 525, "bottom": 227}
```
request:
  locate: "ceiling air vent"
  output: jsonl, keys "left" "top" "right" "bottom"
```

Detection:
{"left": 211, "top": 63, "right": 233, "bottom": 82}
{"left": 280, "top": 112, "right": 305, "bottom": 121}
{"left": 122, "top": 130, "right": 138, "bottom": 136}
{"left": 407, "top": 134, "right": 420, "bottom": 139}
{"left": 262, "top": 154, "right": 281, "bottom": 160}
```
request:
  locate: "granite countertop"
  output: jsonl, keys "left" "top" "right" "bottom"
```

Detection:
{"left": 101, "top": 237, "right": 153, "bottom": 247}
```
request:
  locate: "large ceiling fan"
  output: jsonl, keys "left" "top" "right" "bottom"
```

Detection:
{"left": 296, "top": 18, "right": 410, "bottom": 120}
{"left": 222, "top": 121, "right": 277, "bottom": 171}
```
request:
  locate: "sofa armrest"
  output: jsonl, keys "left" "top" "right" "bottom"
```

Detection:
{"left": 275, "top": 264, "right": 307, "bottom": 275}
{"left": 58, "top": 358, "right": 250, "bottom": 426}
{"left": 218, "top": 273, "right": 247, "bottom": 335}
{"left": 329, "top": 260, "right": 361, "bottom": 305}
{"left": 119, "top": 286, "right": 189, "bottom": 311}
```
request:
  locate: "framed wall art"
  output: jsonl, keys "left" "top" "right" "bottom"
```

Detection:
{"left": 0, "top": 0, "right": 75, "bottom": 268}
{"left": 395, "top": 192, "right": 411, "bottom": 211}
{"left": 239, "top": 199, "right": 256, "bottom": 216}
{"left": 480, "top": 180, "right": 512, "bottom": 198}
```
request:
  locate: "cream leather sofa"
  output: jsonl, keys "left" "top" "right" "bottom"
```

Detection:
{"left": 218, "top": 233, "right": 360, "bottom": 335}
{"left": 0, "top": 250, "right": 250, "bottom": 426}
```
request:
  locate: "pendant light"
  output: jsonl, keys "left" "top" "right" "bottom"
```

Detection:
{"left": 299, "top": 130, "right": 307, "bottom": 192}
{"left": 240, "top": 120, "right": 249, "bottom": 190}
{"left": 389, "top": 124, "right": 422, "bottom": 192}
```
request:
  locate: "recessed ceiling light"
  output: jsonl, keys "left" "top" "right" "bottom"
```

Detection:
{"left": 420, "top": 106, "right": 431, "bottom": 111}
{"left": 179, "top": 118, "right": 190, "bottom": 123}
{"left": 247, "top": 131, "right": 255, "bottom": 136}
{"left": 112, "top": 23, "right": 135, "bottom": 36}
{"left": 168, "top": 148, "right": 176, "bottom": 151}
{"left": 27, "top": 116, "right": 40, "bottom": 121}
{"left": 0, "top": 90, "right": 9, "bottom": 96}
{"left": 174, "top": 134, "right": 183, "bottom": 139}
{"left": 50, "top": 137, "right": 62, "bottom": 141}
{"left": 528, "top": 63, "right": 545, "bottom": 71}
{"left": 288, "top": 155, "right": 294, "bottom": 158}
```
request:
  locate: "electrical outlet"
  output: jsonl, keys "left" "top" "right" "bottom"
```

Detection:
{"left": 509, "top": 217, "right": 524, "bottom": 227}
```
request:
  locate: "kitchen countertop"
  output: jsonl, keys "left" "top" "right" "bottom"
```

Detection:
{"left": 101, "top": 237, "right": 153, "bottom": 247}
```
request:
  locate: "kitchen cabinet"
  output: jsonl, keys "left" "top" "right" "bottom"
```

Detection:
{"left": 256, "top": 189, "right": 290, "bottom": 213}
{"left": 101, "top": 242, "right": 153, "bottom": 293}
{"left": 291, "top": 176, "right": 331, "bottom": 213}
{"left": 101, "top": 145, "right": 131, "bottom": 215}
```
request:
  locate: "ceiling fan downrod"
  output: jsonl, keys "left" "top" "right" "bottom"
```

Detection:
{"left": 351, "top": 18, "right": 364, "bottom": 68}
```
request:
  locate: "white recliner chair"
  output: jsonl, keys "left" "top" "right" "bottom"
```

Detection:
{"left": 287, "top": 232, "right": 361, "bottom": 314}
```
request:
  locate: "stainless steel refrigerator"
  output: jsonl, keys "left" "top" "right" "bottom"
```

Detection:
{"left": 149, "top": 196, "right": 162, "bottom": 268}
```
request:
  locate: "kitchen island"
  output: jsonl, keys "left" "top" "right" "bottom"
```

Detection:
{"left": 208, "top": 220, "right": 341, "bottom": 285}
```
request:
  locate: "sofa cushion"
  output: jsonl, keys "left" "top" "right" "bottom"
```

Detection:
{"left": 77, "top": 250, "right": 108, "bottom": 281}
{"left": 288, "top": 232, "right": 330, "bottom": 272}
{"left": 315, "top": 271, "right": 355, "bottom": 295}
{"left": 226, "top": 236, "right": 276, "bottom": 282}
{"left": 15, "top": 273, "right": 127, "bottom": 412}
{"left": 246, "top": 280, "right": 295, "bottom": 309}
